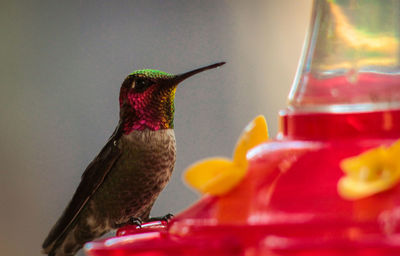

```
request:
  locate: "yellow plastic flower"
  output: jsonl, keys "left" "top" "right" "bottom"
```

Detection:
{"left": 338, "top": 140, "right": 400, "bottom": 200}
{"left": 184, "top": 115, "right": 269, "bottom": 195}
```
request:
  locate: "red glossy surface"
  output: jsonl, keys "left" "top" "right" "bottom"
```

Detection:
{"left": 280, "top": 109, "right": 400, "bottom": 140}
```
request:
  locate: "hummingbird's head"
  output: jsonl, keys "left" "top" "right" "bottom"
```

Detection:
{"left": 119, "top": 62, "right": 225, "bottom": 133}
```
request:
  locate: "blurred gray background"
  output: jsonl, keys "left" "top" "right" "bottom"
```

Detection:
{"left": 0, "top": 1, "right": 312, "bottom": 255}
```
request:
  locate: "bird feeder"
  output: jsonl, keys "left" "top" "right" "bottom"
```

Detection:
{"left": 85, "top": 1, "right": 400, "bottom": 255}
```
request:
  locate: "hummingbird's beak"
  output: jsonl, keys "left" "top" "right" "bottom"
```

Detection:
{"left": 171, "top": 62, "right": 226, "bottom": 85}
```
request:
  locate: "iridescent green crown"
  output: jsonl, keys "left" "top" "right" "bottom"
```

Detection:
{"left": 130, "top": 69, "right": 175, "bottom": 79}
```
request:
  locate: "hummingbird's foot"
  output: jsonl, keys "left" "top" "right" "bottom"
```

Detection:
{"left": 114, "top": 217, "right": 143, "bottom": 228}
{"left": 148, "top": 213, "right": 174, "bottom": 222}
{"left": 128, "top": 217, "right": 143, "bottom": 227}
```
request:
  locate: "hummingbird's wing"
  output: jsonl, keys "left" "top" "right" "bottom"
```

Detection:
{"left": 42, "top": 121, "right": 124, "bottom": 252}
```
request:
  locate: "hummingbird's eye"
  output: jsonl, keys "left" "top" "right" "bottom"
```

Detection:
{"left": 133, "top": 78, "right": 152, "bottom": 92}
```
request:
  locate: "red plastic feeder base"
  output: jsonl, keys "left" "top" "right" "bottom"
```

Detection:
{"left": 85, "top": 109, "right": 400, "bottom": 255}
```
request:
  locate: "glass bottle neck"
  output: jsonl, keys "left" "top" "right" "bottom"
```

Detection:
{"left": 288, "top": 0, "right": 400, "bottom": 113}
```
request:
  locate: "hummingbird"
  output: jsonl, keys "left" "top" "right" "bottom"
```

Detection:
{"left": 42, "top": 62, "right": 225, "bottom": 256}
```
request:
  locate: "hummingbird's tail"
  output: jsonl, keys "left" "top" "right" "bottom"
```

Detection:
{"left": 42, "top": 223, "right": 85, "bottom": 256}
{"left": 42, "top": 211, "right": 109, "bottom": 256}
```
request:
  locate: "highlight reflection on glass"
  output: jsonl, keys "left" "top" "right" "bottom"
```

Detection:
{"left": 288, "top": 0, "right": 400, "bottom": 112}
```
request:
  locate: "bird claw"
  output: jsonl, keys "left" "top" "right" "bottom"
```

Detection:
{"left": 114, "top": 216, "right": 143, "bottom": 229}
{"left": 114, "top": 214, "right": 173, "bottom": 230}
{"left": 148, "top": 213, "right": 174, "bottom": 222}
{"left": 128, "top": 217, "right": 143, "bottom": 228}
